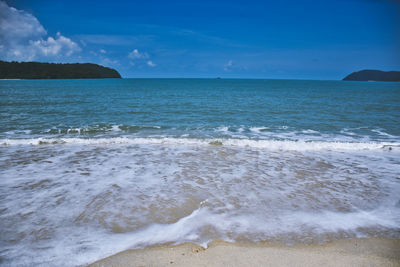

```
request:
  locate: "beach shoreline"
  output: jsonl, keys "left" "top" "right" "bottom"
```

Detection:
{"left": 2, "top": 79, "right": 399, "bottom": 266}
{"left": 88, "top": 238, "right": 400, "bottom": 267}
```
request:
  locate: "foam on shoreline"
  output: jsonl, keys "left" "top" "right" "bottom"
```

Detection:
{"left": 1, "top": 136, "right": 399, "bottom": 151}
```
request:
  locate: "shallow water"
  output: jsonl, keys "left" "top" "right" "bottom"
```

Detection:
{"left": 0, "top": 79, "right": 399, "bottom": 266}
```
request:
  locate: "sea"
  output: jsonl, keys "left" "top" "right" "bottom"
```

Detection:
{"left": 0, "top": 78, "right": 399, "bottom": 266}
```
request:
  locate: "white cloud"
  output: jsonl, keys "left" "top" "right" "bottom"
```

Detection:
{"left": 128, "top": 48, "right": 155, "bottom": 67}
{"left": 101, "top": 57, "right": 119, "bottom": 67}
{"left": 0, "top": 1, "right": 46, "bottom": 43}
{"left": 224, "top": 60, "right": 233, "bottom": 71}
{"left": 29, "top": 32, "right": 80, "bottom": 57}
{"left": 0, "top": 1, "right": 80, "bottom": 61}
{"left": 99, "top": 49, "right": 106, "bottom": 54}
{"left": 128, "top": 49, "right": 149, "bottom": 59}
{"left": 147, "top": 60, "right": 156, "bottom": 67}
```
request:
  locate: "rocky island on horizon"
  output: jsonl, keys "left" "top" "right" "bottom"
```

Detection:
{"left": 0, "top": 61, "right": 121, "bottom": 79}
{"left": 343, "top": 70, "right": 400, "bottom": 82}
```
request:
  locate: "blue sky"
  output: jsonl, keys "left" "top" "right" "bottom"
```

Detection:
{"left": 1, "top": 0, "right": 399, "bottom": 79}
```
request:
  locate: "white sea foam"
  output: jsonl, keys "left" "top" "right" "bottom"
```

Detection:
{"left": 111, "top": 125, "right": 122, "bottom": 131}
{"left": 39, "top": 124, "right": 164, "bottom": 136}
{"left": 68, "top": 205, "right": 400, "bottom": 266}
{"left": 1, "top": 135, "right": 399, "bottom": 266}
{"left": 1, "top": 137, "right": 398, "bottom": 151}
{"left": 301, "top": 129, "right": 319, "bottom": 134}
{"left": 249, "top": 126, "right": 269, "bottom": 133}
{"left": 371, "top": 129, "right": 398, "bottom": 138}
{"left": 216, "top": 126, "right": 229, "bottom": 133}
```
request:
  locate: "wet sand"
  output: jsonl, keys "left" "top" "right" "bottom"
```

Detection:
{"left": 88, "top": 238, "right": 400, "bottom": 267}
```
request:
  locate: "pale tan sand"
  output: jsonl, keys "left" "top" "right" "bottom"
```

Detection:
{"left": 89, "top": 238, "right": 400, "bottom": 267}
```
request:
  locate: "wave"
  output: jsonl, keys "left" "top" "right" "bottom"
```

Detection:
{"left": 61, "top": 204, "right": 400, "bottom": 266}
{"left": 111, "top": 205, "right": 400, "bottom": 249}
{"left": 42, "top": 124, "right": 163, "bottom": 135}
{"left": 3, "top": 124, "right": 399, "bottom": 141}
{"left": 2, "top": 125, "right": 399, "bottom": 149}
{"left": 71, "top": 204, "right": 398, "bottom": 266}
{"left": 5, "top": 203, "right": 399, "bottom": 267}
{"left": 1, "top": 136, "right": 398, "bottom": 151}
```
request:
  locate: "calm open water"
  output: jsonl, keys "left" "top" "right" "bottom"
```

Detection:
{"left": 0, "top": 78, "right": 399, "bottom": 266}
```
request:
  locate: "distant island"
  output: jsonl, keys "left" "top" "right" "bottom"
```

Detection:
{"left": 343, "top": 70, "right": 400, "bottom": 82}
{"left": 0, "top": 61, "right": 121, "bottom": 79}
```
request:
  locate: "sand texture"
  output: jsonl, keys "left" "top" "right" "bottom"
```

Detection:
{"left": 88, "top": 238, "right": 400, "bottom": 267}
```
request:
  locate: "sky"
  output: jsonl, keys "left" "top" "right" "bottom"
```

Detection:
{"left": 0, "top": 0, "right": 399, "bottom": 79}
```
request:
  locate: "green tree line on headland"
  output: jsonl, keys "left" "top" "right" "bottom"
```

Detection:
{"left": 0, "top": 61, "right": 122, "bottom": 79}
{"left": 343, "top": 70, "right": 400, "bottom": 82}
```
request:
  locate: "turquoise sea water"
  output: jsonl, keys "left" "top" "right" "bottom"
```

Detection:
{"left": 1, "top": 78, "right": 400, "bottom": 140}
{"left": 0, "top": 79, "right": 399, "bottom": 266}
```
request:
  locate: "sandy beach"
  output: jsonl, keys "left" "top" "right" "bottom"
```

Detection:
{"left": 88, "top": 238, "right": 400, "bottom": 267}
